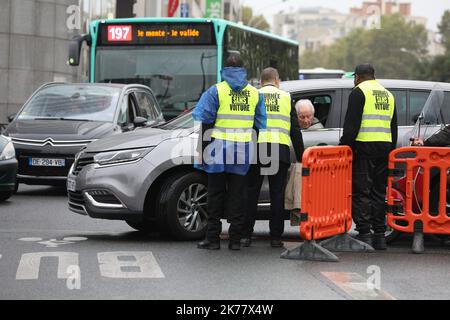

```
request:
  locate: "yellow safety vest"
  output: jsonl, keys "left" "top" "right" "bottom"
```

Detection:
{"left": 211, "top": 81, "right": 259, "bottom": 143}
{"left": 258, "top": 85, "right": 292, "bottom": 146}
{"left": 356, "top": 80, "right": 395, "bottom": 143}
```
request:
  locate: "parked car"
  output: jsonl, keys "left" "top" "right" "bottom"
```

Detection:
{"left": 67, "top": 79, "right": 450, "bottom": 240}
{"left": 0, "top": 135, "right": 18, "bottom": 201}
{"left": 4, "top": 83, "right": 165, "bottom": 186}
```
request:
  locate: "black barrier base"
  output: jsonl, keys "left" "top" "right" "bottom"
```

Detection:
{"left": 412, "top": 231, "right": 425, "bottom": 254}
{"left": 319, "top": 233, "right": 375, "bottom": 253}
{"left": 280, "top": 240, "right": 339, "bottom": 262}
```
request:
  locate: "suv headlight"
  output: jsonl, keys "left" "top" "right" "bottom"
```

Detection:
{"left": 0, "top": 142, "right": 15, "bottom": 161}
{"left": 93, "top": 147, "right": 154, "bottom": 166}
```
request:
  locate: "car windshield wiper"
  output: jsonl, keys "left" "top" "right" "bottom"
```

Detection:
{"left": 33, "top": 117, "right": 93, "bottom": 121}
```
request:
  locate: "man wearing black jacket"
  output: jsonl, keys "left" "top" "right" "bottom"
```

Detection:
{"left": 242, "top": 68, "right": 304, "bottom": 248}
{"left": 340, "top": 64, "right": 398, "bottom": 250}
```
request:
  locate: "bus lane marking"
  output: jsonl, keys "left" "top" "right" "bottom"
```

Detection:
{"left": 321, "top": 271, "right": 396, "bottom": 300}
{"left": 16, "top": 252, "right": 79, "bottom": 280}
{"left": 98, "top": 251, "right": 165, "bottom": 279}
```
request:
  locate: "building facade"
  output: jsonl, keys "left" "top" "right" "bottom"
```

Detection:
{"left": 132, "top": 0, "right": 240, "bottom": 20}
{"left": 0, "top": 0, "right": 118, "bottom": 126}
{"left": 274, "top": 1, "right": 443, "bottom": 57}
{"left": 0, "top": 0, "right": 242, "bottom": 126}
{"left": 273, "top": 7, "right": 349, "bottom": 54}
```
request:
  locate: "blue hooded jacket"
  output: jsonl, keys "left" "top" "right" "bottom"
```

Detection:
{"left": 192, "top": 67, "right": 267, "bottom": 175}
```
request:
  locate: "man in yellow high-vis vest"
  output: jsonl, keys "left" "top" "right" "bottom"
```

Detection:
{"left": 243, "top": 67, "right": 304, "bottom": 248}
{"left": 340, "top": 64, "right": 398, "bottom": 250}
{"left": 193, "top": 53, "right": 266, "bottom": 251}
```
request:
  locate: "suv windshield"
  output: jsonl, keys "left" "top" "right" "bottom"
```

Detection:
{"left": 18, "top": 85, "right": 121, "bottom": 122}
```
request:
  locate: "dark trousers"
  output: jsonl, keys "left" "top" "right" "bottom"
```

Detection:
{"left": 352, "top": 156, "right": 389, "bottom": 234}
{"left": 206, "top": 172, "right": 247, "bottom": 243}
{"left": 244, "top": 163, "right": 289, "bottom": 239}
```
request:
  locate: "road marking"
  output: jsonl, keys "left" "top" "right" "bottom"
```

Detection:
{"left": 18, "top": 237, "right": 43, "bottom": 242}
{"left": 16, "top": 252, "right": 79, "bottom": 280}
{"left": 98, "top": 251, "right": 165, "bottom": 279}
{"left": 321, "top": 272, "right": 396, "bottom": 300}
{"left": 18, "top": 237, "right": 88, "bottom": 248}
{"left": 63, "top": 237, "right": 88, "bottom": 242}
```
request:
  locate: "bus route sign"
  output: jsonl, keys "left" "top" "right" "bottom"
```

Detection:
{"left": 99, "top": 23, "right": 216, "bottom": 46}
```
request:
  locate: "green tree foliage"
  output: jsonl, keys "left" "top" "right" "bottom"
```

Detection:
{"left": 419, "top": 10, "right": 450, "bottom": 82}
{"left": 299, "top": 14, "right": 428, "bottom": 79}
{"left": 438, "top": 10, "right": 450, "bottom": 52}
{"left": 240, "top": 6, "right": 270, "bottom": 32}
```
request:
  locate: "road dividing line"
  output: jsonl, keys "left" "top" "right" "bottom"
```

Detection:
{"left": 98, "top": 252, "right": 165, "bottom": 279}
{"left": 321, "top": 272, "right": 396, "bottom": 300}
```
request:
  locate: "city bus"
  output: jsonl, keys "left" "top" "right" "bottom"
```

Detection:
{"left": 69, "top": 18, "right": 299, "bottom": 119}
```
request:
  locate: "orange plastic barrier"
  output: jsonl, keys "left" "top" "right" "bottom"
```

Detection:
{"left": 299, "top": 146, "right": 353, "bottom": 241}
{"left": 387, "top": 147, "right": 450, "bottom": 235}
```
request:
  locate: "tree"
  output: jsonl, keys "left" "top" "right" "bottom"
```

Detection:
{"left": 417, "top": 10, "right": 450, "bottom": 82}
{"left": 438, "top": 10, "right": 450, "bottom": 52}
{"left": 240, "top": 6, "right": 270, "bottom": 32}
{"left": 299, "top": 14, "right": 428, "bottom": 79}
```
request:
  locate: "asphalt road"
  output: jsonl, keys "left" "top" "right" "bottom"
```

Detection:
{"left": 0, "top": 185, "right": 450, "bottom": 300}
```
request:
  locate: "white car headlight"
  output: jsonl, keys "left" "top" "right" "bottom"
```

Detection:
{"left": 0, "top": 142, "right": 15, "bottom": 161}
{"left": 93, "top": 147, "right": 154, "bottom": 166}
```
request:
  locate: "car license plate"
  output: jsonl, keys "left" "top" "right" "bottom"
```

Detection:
{"left": 29, "top": 158, "right": 66, "bottom": 167}
{"left": 67, "top": 178, "right": 76, "bottom": 192}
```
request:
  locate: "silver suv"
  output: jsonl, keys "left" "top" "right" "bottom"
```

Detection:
{"left": 67, "top": 79, "right": 450, "bottom": 240}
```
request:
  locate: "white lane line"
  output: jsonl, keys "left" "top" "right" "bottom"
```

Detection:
{"left": 322, "top": 272, "right": 396, "bottom": 300}
{"left": 98, "top": 252, "right": 165, "bottom": 279}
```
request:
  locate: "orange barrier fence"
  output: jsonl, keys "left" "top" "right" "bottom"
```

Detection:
{"left": 387, "top": 147, "right": 450, "bottom": 235}
{"left": 299, "top": 146, "right": 353, "bottom": 240}
{"left": 282, "top": 146, "right": 374, "bottom": 262}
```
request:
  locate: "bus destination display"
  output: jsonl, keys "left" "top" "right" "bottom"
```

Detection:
{"left": 100, "top": 23, "right": 215, "bottom": 45}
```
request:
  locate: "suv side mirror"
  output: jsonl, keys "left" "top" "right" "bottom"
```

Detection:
{"left": 133, "top": 117, "right": 147, "bottom": 128}
{"left": 7, "top": 113, "right": 16, "bottom": 123}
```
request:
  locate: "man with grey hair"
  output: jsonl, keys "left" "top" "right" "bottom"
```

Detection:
{"left": 295, "top": 99, "right": 324, "bottom": 130}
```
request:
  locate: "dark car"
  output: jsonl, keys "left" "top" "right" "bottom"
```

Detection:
{"left": 4, "top": 83, "right": 164, "bottom": 186}
{"left": 0, "top": 135, "right": 17, "bottom": 201}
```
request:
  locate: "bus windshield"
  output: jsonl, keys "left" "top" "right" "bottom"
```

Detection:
{"left": 95, "top": 46, "right": 217, "bottom": 119}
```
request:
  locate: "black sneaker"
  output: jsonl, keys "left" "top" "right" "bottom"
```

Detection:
{"left": 355, "top": 233, "right": 373, "bottom": 247}
{"left": 197, "top": 239, "right": 220, "bottom": 250}
{"left": 270, "top": 239, "right": 284, "bottom": 248}
{"left": 228, "top": 242, "right": 241, "bottom": 251}
{"left": 373, "top": 233, "right": 387, "bottom": 250}
{"left": 241, "top": 238, "right": 252, "bottom": 247}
